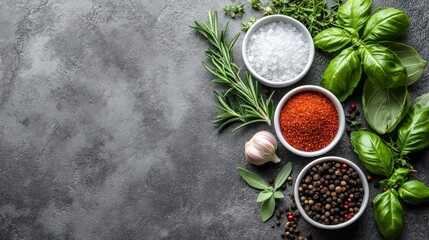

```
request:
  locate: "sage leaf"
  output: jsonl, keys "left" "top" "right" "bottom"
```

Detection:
{"left": 321, "top": 47, "right": 362, "bottom": 102}
{"left": 236, "top": 167, "right": 268, "bottom": 190}
{"left": 363, "top": 7, "right": 410, "bottom": 41}
{"left": 362, "top": 80, "right": 409, "bottom": 134}
{"left": 398, "top": 180, "right": 429, "bottom": 205}
{"left": 350, "top": 130, "right": 394, "bottom": 176}
{"left": 361, "top": 43, "right": 407, "bottom": 88}
{"left": 260, "top": 196, "right": 275, "bottom": 222}
{"left": 397, "top": 93, "right": 429, "bottom": 155}
{"left": 273, "top": 191, "right": 284, "bottom": 199}
{"left": 380, "top": 41, "right": 428, "bottom": 85}
{"left": 380, "top": 168, "right": 410, "bottom": 189}
{"left": 373, "top": 189, "right": 403, "bottom": 240}
{"left": 274, "top": 162, "right": 292, "bottom": 190}
{"left": 313, "top": 27, "right": 354, "bottom": 53}
{"left": 338, "top": 0, "right": 372, "bottom": 32}
{"left": 257, "top": 190, "right": 273, "bottom": 203}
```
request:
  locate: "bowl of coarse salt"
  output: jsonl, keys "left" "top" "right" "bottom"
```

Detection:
{"left": 242, "top": 15, "right": 315, "bottom": 88}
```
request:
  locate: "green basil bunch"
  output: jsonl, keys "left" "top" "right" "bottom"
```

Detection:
{"left": 236, "top": 162, "right": 292, "bottom": 222}
{"left": 351, "top": 126, "right": 429, "bottom": 239}
{"left": 314, "top": 0, "right": 427, "bottom": 105}
{"left": 373, "top": 174, "right": 429, "bottom": 240}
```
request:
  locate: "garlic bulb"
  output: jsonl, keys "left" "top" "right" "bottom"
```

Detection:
{"left": 245, "top": 131, "right": 281, "bottom": 165}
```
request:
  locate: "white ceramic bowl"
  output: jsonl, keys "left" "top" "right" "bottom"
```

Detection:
{"left": 294, "top": 156, "right": 370, "bottom": 229}
{"left": 242, "top": 15, "right": 315, "bottom": 88}
{"left": 273, "top": 85, "right": 345, "bottom": 157}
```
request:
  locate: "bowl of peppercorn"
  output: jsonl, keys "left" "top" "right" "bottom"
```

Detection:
{"left": 294, "top": 156, "right": 369, "bottom": 229}
{"left": 273, "top": 85, "right": 345, "bottom": 157}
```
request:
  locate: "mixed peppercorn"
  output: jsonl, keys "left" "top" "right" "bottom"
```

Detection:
{"left": 298, "top": 161, "right": 364, "bottom": 225}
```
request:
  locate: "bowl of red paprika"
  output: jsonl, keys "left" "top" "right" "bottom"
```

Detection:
{"left": 273, "top": 85, "right": 345, "bottom": 157}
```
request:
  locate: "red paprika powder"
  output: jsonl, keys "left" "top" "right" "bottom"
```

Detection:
{"left": 280, "top": 91, "right": 338, "bottom": 152}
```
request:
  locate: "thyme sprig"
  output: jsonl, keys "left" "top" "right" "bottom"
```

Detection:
{"left": 250, "top": 0, "right": 342, "bottom": 36}
{"left": 193, "top": 12, "right": 274, "bottom": 132}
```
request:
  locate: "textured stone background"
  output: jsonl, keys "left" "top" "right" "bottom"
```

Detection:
{"left": 0, "top": 0, "right": 428, "bottom": 239}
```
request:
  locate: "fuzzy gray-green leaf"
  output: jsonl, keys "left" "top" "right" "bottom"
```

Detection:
{"left": 257, "top": 190, "right": 273, "bottom": 203}
{"left": 260, "top": 196, "right": 275, "bottom": 222}
{"left": 236, "top": 167, "right": 268, "bottom": 190}
{"left": 274, "top": 162, "right": 292, "bottom": 190}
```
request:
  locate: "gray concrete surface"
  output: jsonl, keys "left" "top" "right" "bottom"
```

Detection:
{"left": 0, "top": 0, "right": 428, "bottom": 239}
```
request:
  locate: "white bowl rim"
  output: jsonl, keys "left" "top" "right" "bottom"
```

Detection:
{"left": 273, "top": 85, "right": 345, "bottom": 157}
{"left": 293, "top": 156, "right": 370, "bottom": 229}
{"left": 242, "top": 14, "right": 315, "bottom": 88}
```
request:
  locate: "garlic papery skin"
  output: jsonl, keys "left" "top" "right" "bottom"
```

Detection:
{"left": 245, "top": 131, "right": 281, "bottom": 165}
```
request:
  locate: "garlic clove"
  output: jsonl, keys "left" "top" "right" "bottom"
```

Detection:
{"left": 245, "top": 131, "right": 281, "bottom": 165}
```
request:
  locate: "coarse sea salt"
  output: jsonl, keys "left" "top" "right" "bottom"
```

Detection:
{"left": 247, "top": 21, "right": 309, "bottom": 82}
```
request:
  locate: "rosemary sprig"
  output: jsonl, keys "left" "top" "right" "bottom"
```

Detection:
{"left": 193, "top": 12, "right": 274, "bottom": 132}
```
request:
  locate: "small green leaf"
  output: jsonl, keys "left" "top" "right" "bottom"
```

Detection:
{"left": 257, "top": 190, "right": 273, "bottom": 203}
{"left": 350, "top": 130, "right": 394, "bottom": 176}
{"left": 363, "top": 8, "right": 410, "bottom": 41}
{"left": 362, "top": 80, "right": 409, "bottom": 134}
{"left": 361, "top": 43, "right": 407, "bottom": 88}
{"left": 373, "top": 189, "right": 403, "bottom": 240}
{"left": 313, "top": 27, "right": 354, "bottom": 53}
{"left": 398, "top": 180, "right": 429, "bottom": 205}
{"left": 338, "top": 0, "right": 372, "bottom": 32}
{"left": 321, "top": 47, "right": 362, "bottom": 102}
{"left": 260, "top": 196, "right": 275, "bottom": 222}
{"left": 380, "top": 41, "right": 428, "bottom": 86}
{"left": 274, "top": 162, "right": 292, "bottom": 190}
{"left": 397, "top": 93, "right": 429, "bottom": 155}
{"left": 237, "top": 167, "right": 269, "bottom": 190}
{"left": 273, "top": 191, "right": 284, "bottom": 199}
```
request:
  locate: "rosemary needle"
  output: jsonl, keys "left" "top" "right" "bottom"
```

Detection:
{"left": 193, "top": 12, "right": 274, "bottom": 132}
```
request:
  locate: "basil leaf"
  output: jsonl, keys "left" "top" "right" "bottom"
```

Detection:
{"left": 260, "top": 196, "right": 275, "bottom": 222}
{"left": 338, "top": 0, "right": 372, "bottom": 31}
{"left": 361, "top": 43, "right": 407, "bottom": 88}
{"left": 397, "top": 93, "right": 429, "bottom": 155}
{"left": 257, "top": 190, "right": 273, "bottom": 203}
{"left": 362, "top": 80, "right": 409, "bottom": 134}
{"left": 274, "top": 162, "right": 292, "bottom": 190}
{"left": 380, "top": 168, "right": 410, "bottom": 189}
{"left": 350, "top": 130, "right": 394, "bottom": 176}
{"left": 321, "top": 47, "right": 362, "bottom": 102}
{"left": 363, "top": 7, "right": 410, "bottom": 41}
{"left": 313, "top": 27, "right": 354, "bottom": 53}
{"left": 236, "top": 167, "right": 268, "bottom": 190}
{"left": 380, "top": 41, "right": 428, "bottom": 85}
{"left": 273, "top": 191, "right": 284, "bottom": 199}
{"left": 373, "top": 189, "right": 403, "bottom": 240}
{"left": 398, "top": 180, "right": 429, "bottom": 205}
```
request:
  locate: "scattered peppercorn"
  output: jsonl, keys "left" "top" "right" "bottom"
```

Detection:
{"left": 367, "top": 175, "right": 372, "bottom": 182}
{"left": 374, "top": 180, "right": 380, "bottom": 188}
